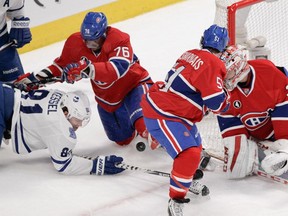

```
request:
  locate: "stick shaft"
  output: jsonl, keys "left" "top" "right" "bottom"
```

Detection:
{"left": 116, "top": 163, "right": 171, "bottom": 177}
{"left": 0, "top": 41, "right": 15, "bottom": 52}
{"left": 77, "top": 154, "right": 207, "bottom": 195}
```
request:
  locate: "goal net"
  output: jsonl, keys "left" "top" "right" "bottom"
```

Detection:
{"left": 198, "top": 0, "right": 288, "bottom": 158}
{"left": 214, "top": 0, "right": 288, "bottom": 68}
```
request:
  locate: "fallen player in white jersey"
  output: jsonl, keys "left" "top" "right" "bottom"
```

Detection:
{"left": 0, "top": 82, "right": 125, "bottom": 175}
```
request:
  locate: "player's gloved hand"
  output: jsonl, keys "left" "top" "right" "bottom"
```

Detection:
{"left": 261, "top": 151, "right": 288, "bottom": 176}
{"left": 91, "top": 155, "right": 125, "bottom": 175}
{"left": 209, "top": 87, "right": 230, "bottom": 114}
{"left": 62, "top": 57, "right": 95, "bottom": 83}
{"left": 10, "top": 17, "right": 32, "bottom": 48}
{"left": 13, "top": 72, "right": 40, "bottom": 91}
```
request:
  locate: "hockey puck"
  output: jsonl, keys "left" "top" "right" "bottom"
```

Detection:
{"left": 136, "top": 142, "right": 146, "bottom": 152}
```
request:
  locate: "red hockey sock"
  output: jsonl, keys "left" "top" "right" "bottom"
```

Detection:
{"left": 134, "top": 117, "right": 148, "bottom": 138}
{"left": 169, "top": 145, "right": 202, "bottom": 199}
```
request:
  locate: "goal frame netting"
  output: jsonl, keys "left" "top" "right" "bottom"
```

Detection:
{"left": 214, "top": 0, "right": 288, "bottom": 68}
{"left": 200, "top": 0, "right": 288, "bottom": 157}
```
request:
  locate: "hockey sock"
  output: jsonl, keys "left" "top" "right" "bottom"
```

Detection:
{"left": 134, "top": 117, "right": 148, "bottom": 138}
{"left": 169, "top": 146, "right": 202, "bottom": 199}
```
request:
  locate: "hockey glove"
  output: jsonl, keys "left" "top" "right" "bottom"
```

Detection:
{"left": 91, "top": 155, "right": 125, "bottom": 175}
{"left": 261, "top": 151, "right": 288, "bottom": 176}
{"left": 10, "top": 17, "right": 32, "bottom": 48}
{"left": 62, "top": 57, "right": 95, "bottom": 83}
{"left": 13, "top": 72, "right": 40, "bottom": 91}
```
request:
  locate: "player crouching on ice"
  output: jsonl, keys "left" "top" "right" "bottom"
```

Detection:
{"left": 218, "top": 45, "right": 288, "bottom": 179}
{"left": 0, "top": 83, "right": 125, "bottom": 175}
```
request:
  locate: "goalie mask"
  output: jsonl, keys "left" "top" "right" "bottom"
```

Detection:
{"left": 61, "top": 91, "right": 91, "bottom": 129}
{"left": 221, "top": 45, "right": 250, "bottom": 91}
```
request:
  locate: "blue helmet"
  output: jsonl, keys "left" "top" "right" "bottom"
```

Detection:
{"left": 201, "top": 24, "right": 229, "bottom": 52}
{"left": 81, "top": 12, "right": 108, "bottom": 41}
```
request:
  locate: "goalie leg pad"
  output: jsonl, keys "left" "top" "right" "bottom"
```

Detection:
{"left": 223, "top": 134, "right": 258, "bottom": 179}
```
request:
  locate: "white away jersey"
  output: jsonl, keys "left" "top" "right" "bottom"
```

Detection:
{"left": 0, "top": 0, "right": 25, "bottom": 37}
{"left": 11, "top": 89, "right": 93, "bottom": 175}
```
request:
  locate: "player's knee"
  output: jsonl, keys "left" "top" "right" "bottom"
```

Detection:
{"left": 115, "top": 131, "right": 136, "bottom": 146}
{"left": 174, "top": 146, "right": 202, "bottom": 176}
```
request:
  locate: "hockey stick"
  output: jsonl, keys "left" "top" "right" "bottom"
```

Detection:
{"left": 116, "top": 163, "right": 210, "bottom": 196}
{"left": 13, "top": 77, "right": 61, "bottom": 90}
{"left": 205, "top": 150, "right": 288, "bottom": 185}
{"left": 115, "top": 162, "right": 204, "bottom": 180}
{"left": 34, "top": 0, "right": 44, "bottom": 7}
{"left": 0, "top": 40, "right": 16, "bottom": 52}
{"left": 77, "top": 154, "right": 210, "bottom": 196}
{"left": 78, "top": 154, "right": 203, "bottom": 179}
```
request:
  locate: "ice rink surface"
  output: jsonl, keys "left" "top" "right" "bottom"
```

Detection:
{"left": 1, "top": 0, "right": 287, "bottom": 215}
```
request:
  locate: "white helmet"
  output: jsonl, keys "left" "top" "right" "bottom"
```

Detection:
{"left": 221, "top": 45, "right": 250, "bottom": 91}
{"left": 60, "top": 90, "right": 91, "bottom": 127}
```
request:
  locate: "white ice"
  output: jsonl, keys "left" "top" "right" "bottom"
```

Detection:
{"left": 1, "top": 1, "right": 287, "bottom": 216}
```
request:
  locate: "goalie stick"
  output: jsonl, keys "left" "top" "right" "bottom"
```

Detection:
{"left": 77, "top": 154, "right": 210, "bottom": 196}
{"left": 204, "top": 150, "right": 288, "bottom": 185}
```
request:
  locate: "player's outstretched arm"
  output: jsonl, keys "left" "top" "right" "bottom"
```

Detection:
{"left": 13, "top": 72, "right": 60, "bottom": 91}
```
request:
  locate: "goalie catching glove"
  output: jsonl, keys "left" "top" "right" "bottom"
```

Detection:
{"left": 260, "top": 139, "right": 288, "bottom": 176}
{"left": 91, "top": 155, "right": 125, "bottom": 175}
{"left": 261, "top": 152, "right": 288, "bottom": 176}
{"left": 62, "top": 57, "right": 95, "bottom": 83}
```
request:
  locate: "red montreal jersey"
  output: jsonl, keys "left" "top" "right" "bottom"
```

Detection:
{"left": 218, "top": 59, "right": 288, "bottom": 140}
{"left": 47, "top": 27, "right": 151, "bottom": 112}
{"left": 141, "top": 49, "right": 228, "bottom": 126}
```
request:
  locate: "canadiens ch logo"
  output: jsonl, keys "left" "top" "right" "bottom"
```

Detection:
{"left": 241, "top": 111, "right": 270, "bottom": 131}
{"left": 233, "top": 100, "right": 242, "bottom": 109}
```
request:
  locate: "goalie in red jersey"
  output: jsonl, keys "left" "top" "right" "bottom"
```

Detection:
{"left": 141, "top": 24, "right": 230, "bottom": 216}
{"left": 218, "top": 45, "right": 288, "bottom": 179}
{"left": 14, "top": 12, "right": 153, "bottom": 147}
